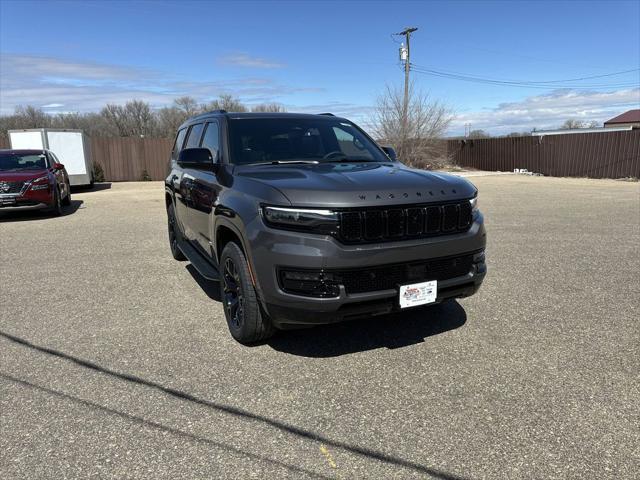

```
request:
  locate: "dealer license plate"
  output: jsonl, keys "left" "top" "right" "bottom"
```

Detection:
{"left": 0, "top": 197, "right": 17, "bottom": 206}
{"left": 399, "top": 280, "right": 437, "bottom": 309}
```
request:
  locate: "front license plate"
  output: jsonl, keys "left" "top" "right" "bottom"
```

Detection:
{"left": 399, "top": 280, "right": 437, "bottom": 308}
{"left": 0, "top": 197, "right": 16, "bottom": 206}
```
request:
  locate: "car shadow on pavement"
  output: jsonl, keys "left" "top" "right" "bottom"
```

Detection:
{"left": 186, "top": 264, "right": 222, "bottom": 301}
{"left": 184, "top": 264, "right": 467, "bottom": 357}
{"left": 71, "top": 182, "right": 112, "bottom": 193}
{"left": 268, "top": 300, "right": 467, "bottom": 357}
{"left": 0, "top": 199, "right": 84, "bottom": 222}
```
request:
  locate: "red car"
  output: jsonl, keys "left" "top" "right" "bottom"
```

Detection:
{"left": 0, "top": 149, "right": 72, "bottom": 216}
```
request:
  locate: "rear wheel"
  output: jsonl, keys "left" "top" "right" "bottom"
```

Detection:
{"left": 220, "top": 242, "right": 274, "bottom": 343}
{"left": 167, "top": 203, "right": 186, "bottom": 261}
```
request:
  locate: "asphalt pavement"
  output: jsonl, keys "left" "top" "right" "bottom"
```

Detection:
{"left": 1, "top": 176, "right": 638, "bottom": 479}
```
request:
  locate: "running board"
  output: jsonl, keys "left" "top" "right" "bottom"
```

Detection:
{"left": 178, "top": 238, "right": 220, "bottom": 281}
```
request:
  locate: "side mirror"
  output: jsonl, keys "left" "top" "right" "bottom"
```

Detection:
{"left": 53, "top": 163, "right": 65, "bottom": 170}
{"left": 381, "top": 146, "right": 397, "bottom": 161}
{"left": 178, "top": 148, "right": 217, "bottom": 171}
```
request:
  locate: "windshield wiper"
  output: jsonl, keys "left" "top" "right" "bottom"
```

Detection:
{"left": 248, "top": 160, "right": 320, "bottom": 166}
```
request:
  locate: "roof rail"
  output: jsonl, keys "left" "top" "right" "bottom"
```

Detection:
{"left": 318, "top": 112, "right": 334, "bottom": 116}
{"left": 203, "top": 109, "right": 227, "bottom": 115}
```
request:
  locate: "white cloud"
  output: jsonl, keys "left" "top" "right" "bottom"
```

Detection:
{"left": 451, "top": 88, "right": 640, "bottom": 135}
{"left": 217, "top": 53, "right": 285, "bottom": 69}
{"left": 0, "top": 53, "right": 318, "bottom": 114}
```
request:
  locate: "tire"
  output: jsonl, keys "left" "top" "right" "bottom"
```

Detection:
{"left": 62, "top": 184, "right": 71, "bottom": 206}
{"left": 167, "top": 203, "right": 186, "bottom": 261}
{"left": 220, "top": 242, "right": 274, "bottom": 343}
{"left": 49, "top": 189, "right": 62, "bottom": 216}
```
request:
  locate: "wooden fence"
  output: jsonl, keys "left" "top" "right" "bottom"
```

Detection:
{"left": 0, "top": 135, "right": 172, "bottom": 181}
{"left": 447, "top": 129, "right": 640, "bottom": 179}
{"left": 91, "top": 137, "right": 173, "bottom": 181}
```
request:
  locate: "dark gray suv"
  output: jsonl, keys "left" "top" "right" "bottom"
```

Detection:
{"left": 165, "top": 111, "right": 486, "bottom": 343}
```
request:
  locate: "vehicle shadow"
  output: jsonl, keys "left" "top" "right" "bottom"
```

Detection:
{"left": 0, "top": 199, "right": 84, "bottom": 222}
{"left": 186, "top": 264, "right": 222, "bottom": 302}
{"left": 268, "top": 300, "right": 467, "bottom": 357}
{"left": 71, "top": 182, "right": 112, "bottom": 193}
{"left": 184, "top": 264, "right": 467, "bottom": 357}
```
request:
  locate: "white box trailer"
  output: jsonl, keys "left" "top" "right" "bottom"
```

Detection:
{"left": 8, "top": 129, "right": 94, "bottom": 186}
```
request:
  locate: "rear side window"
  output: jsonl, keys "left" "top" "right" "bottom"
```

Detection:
{"left": 185, "top": 123, "right": 205, "bottom": 149}
{"left": 171, "top": 128, "right": 187, "bottom": 161}
{"left": 201, "top": 122, "right": 220, "bottom": 160}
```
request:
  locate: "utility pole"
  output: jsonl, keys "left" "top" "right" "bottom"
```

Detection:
{"left": 395, "top": 27, "right": 418, "bottom": 143}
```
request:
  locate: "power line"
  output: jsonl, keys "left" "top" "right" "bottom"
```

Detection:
{"left": 410, "top": 65, "right": 640, "bottom": 89}
{"left": 410, "top": 64, "right": 640, "bottom": 84}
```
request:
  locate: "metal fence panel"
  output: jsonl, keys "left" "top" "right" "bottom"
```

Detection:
{"left": 447, "top": 130, "right": 640, "bottom": 179}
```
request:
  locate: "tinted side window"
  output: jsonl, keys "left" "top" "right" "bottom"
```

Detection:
{"left": 201, "top": 122, "right": 220, "bottom": 160}
{"left": 185, "top": 123, "right": 205, "bottom": 149}
{"left": 171, "top": 128, "right": 187, "bottom": 161}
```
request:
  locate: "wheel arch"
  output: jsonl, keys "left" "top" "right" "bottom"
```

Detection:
{"left": 165, "top": 188, "right": 174, "bottom": 209}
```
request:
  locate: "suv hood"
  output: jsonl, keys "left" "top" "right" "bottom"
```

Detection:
{"left": 0, "top": 170, "right": 48, "bottom": 182}
{"left": 235, "top": 162, "right": 476, "bottom": 208}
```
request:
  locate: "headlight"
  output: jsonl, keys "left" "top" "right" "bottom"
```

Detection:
{"left": 469, "top": 195, "right": 479, "bottom": 212}
{"left": 262, "top": 206, "right": 338, "bottom": 234}
{"left": 29, "top": 176, "right": 50, "bottom": 191}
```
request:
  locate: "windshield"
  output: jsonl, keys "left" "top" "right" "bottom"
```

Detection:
{"left": 0, "top": 153, "right": 48, "bottom": 172}
{"left": 227, "top": 118, "right": 389, "bottom": 165}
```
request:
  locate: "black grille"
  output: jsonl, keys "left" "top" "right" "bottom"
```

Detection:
{"left": 334, "top": 254, "right": 475, "bottom": 294}
{"left": 0, "top": 181, "right": 25, "bottom": 194}
{"left": 363, "top": 210, "right": 385, "bottom": 239}
{"left": 338, "top": 201, "right": 473, "bottom": 243}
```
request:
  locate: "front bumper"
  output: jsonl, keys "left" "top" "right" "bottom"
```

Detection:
{"left": 247, "top": 213, "right": 487, "bottom": 327}
{"left": 0, "top": 189, "right": 54, "bottom": 212}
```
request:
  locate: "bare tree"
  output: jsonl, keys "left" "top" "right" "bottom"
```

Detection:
{"left": 174, "top": 96, "right": 200, "bottom": 116}
{"left": 468, "top": 129, "right": 491, "bottom": 139}
{"left": 251, "top": 103, "right": 286, "bottom": 112}
{"left": 203, "top": 94, "right": 247, "bottom": 112}
{"left": 124, "top": 100, "right": 155, "bottom": 136}
{"left": 156, "top": 107, "right": 186, "bottom": 138}
{"left": 13, "top": 105, "right": 51, "bottom": 129}
{"left": 101, "top": 104, "right": 129, "bottom": 136}
{"left": 370, "top": 83, "right": 453, "bottom": 168}
{"left": 100, "top": 100, "right": 155, "bottom": 136}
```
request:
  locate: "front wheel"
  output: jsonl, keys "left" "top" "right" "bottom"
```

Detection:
{"left": 62, "top": 184, "right": 71, "bottom": 206}
{"left": 49, "top": 189, "right": 62, "bottom": 216}
{"left": 220, "top": 242, "right": 274, "bottom": 343}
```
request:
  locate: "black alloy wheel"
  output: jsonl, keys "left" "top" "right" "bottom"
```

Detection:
{"left": 219, "top": 242, "right": 274, "bottom": 343}
{"left": 223, "top": 257, "right": 244, "bottom": 331}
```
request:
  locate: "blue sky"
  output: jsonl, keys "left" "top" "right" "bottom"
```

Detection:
{"left": 1, "top": 0, "right": 639, "bottom": 135}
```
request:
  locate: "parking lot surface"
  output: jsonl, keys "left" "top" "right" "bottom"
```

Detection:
{"left": 1, "top": 176, "right": 638, "bottom": 479}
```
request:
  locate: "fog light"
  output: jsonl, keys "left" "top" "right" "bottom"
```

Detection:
{"left": 280, "top": 270, "right": 340, "bottom": 297}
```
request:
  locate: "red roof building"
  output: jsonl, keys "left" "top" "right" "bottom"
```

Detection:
{"left": 603, "top": 109, "right": 640, "bottom": 128}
